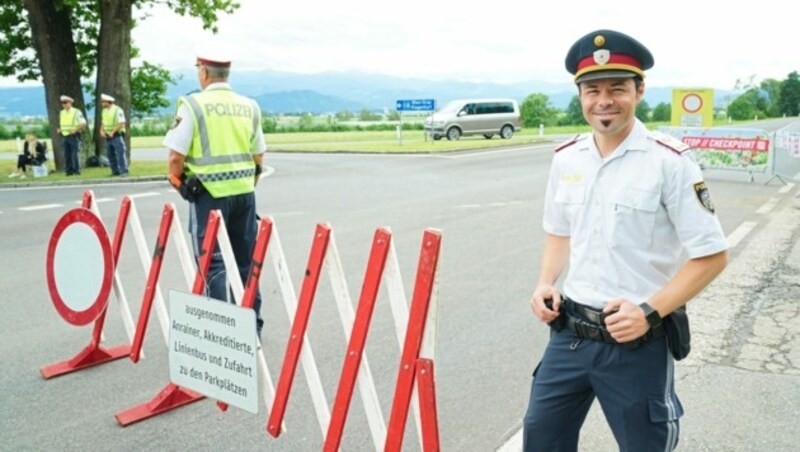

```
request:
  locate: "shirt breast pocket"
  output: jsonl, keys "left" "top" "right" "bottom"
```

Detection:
{"left": 610, "top": 188, "right": 660, "bottom": 248}
{"left": 554, "top": 183, "right": 585, "bottom": 226}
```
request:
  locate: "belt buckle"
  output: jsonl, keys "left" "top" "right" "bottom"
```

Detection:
{"left": 582, "top": 308, "right": 601, "bottom": 325}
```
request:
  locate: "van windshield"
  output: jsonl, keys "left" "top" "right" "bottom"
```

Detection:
{"left": 438, "top": 101, "right": 463, "bottom": 114}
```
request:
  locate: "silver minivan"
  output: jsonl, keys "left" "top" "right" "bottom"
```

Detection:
{"left": 424, "top": 98, "right": 521, "bottom": 141}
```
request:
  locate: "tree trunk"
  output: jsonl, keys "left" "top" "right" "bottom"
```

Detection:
{"left": 23, "top": 0, "right": 93, "bottom": 172}
{"left": 95, "top": 0, "right": 133, "bottom": 163}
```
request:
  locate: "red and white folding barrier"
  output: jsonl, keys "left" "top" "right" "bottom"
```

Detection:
{"left": 42, "top": 190, "right": 442, "bottom": 448}
{"left": 260, "top": 222, "right": 442, "bottom": 451}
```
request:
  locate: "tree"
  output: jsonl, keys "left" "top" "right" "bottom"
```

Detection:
{"left": 335, "top": 110, "right": 353, "bottom": 121}
{"left": 635, "top": 99, "right": 651, "bottom": 122}
{"left": 130, "top": 62, "right": 178, "bottom": 118}
{"left": 562, "top": 95, "right": 585, "bottom": 125}
{"left": 0, "top": 0, "right": 238, "bottom": 170}
{"left": 358, "top": 109, "right": 381, "bottom": 121}
{"left": 727, "top": 95, "right": 757, "bottom": 120}
{"left": 520, "top": 93, "right": 559, "bottom": 128}
{"left": 778, "top": 71, "right": 800, "bottom": 117}
{"left": 728, "top": 88, "right": 768, "bottom": 120}
{"left": 759, "top": 78, "right": 782, "bottom": 117}
{"left": 651, "top": 102, "right": 671, "bottom": 122}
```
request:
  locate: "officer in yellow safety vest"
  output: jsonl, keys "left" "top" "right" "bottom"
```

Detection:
{"left": 56, "top": 95, "right": 87, "bottom": 176}
{"left": 100, "top": 93, "right": 128, "bottom": 177}
{"left": 163, "top": 47, "right": 266, "bottom": 336}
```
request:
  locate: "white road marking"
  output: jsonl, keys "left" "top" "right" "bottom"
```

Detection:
{"left": 756, "top": 198, "right": 780, "bottom": 214}
{"left": 456, "top": 204, "right": 482, "bottom": 208}
{"left": 19, "top": 203, "right": 63, "bottom": 211}
{"left": 726, "top": 221, "right": 758, "bottom": 249}
{"left": 446, "top": 143, "right": 552, "bottom": 159}
{"left": 778, "top": 182, "right": 796, "bottom": 194}
{"left": 74, "top": 197, "right": 114, "bottom": 204}
{"left": 128, "top": 192, "right": 160, "bottom": 199}
{"left": 496, "top": 429, "right": 523, "bottom": 452}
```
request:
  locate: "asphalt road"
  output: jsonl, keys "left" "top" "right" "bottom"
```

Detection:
{"left": 1, "top": 122, "right": 799, "bottom": 450}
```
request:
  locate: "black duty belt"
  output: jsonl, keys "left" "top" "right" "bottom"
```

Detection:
{"left": 552, "top": 295, "right": 665, "bottom": 348}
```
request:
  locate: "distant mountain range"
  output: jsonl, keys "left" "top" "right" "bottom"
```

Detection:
{"left": 0, "top": 69, "right": 737, "bottom": 117}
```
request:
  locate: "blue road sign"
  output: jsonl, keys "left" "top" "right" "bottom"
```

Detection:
{"left": 395, "top": 99, "right": 436, "bottom": 111}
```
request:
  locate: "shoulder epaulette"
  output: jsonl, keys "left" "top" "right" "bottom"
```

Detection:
{"left": 652, "top": 132, "right": 691, "bottom": 155}
{"left": 553, "top": 134, "right": 585, "bottom": 153}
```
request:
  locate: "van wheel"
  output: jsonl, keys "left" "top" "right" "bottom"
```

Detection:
{"left": 483, "top": 134, "right": 493, "bottom": 139}
{"left": 446, "top": 127, "right": 461, "bottom": 141}
{"left": 500, "top": 125, "right": 514, "bottom": 139}
{"left": 433, "top": 134, "right": 442, "bottom": 141}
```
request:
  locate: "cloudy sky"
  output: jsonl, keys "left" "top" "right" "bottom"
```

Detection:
{"left": 3, "top": 1, "right": 796, "bottom": 90}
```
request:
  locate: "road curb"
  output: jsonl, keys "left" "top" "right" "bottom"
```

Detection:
{"left": 0, "top": 175, "right": 166, "bottom": 189}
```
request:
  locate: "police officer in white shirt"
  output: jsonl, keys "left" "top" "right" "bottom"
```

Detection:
{"left": 522, "top": 30, "right": 729, "bottom": 451}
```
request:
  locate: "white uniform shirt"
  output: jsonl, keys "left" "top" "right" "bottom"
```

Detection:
{"left": 162, "top": 82, "right": 267, "bottom": 156}
{"left": 543, "top": 119, "right": 727, "bottom": 309}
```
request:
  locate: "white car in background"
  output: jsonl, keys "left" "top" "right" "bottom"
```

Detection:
{"left": 424, "top": 98, "right": 521, "bottom": 141}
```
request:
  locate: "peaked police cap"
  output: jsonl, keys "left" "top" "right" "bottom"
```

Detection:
{"left": 565, "top": 29, "right": 654, "bottom": 84}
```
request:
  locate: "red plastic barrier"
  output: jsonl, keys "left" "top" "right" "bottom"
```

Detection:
{"left": 267, "top": 224, "right": 331, "bottom": 436}
{"left": 218, "top": 217, "right": 274, "bottom": 412}
{"left": 323, "top": 228, "right": 391, "bottom": 451}
{"left": 385, "top": 229, "right": 442, "bottom": 452}
{"left": 115, "top": 210, "right": 221, "bottom": 426}
{"left": 416, "top": 358, "right": 440, "bottom": 452}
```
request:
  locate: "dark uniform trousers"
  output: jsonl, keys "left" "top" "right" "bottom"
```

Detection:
{"left": 523, "top": 300, "right": 682, "bottom": 452}
{"left": 106, "top": 134, "right": 128, "bottom": 175}
{"left": 62, "top": 134, "right": 81, "bottom": 175}
{"left": 189, "top": 190, "right": 263, "bottom": 336}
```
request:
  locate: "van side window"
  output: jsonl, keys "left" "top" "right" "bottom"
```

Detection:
{"left": 475, "top": 102, "right": 514, "bottom": 114}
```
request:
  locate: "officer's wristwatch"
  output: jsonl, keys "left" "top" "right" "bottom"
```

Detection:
{"left": 640, "top": 302, "right": 662, "bottom": 328}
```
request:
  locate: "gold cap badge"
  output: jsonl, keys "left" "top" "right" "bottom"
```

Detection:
{"left": 593, "top": 35, "right": 605, "bottom": 47}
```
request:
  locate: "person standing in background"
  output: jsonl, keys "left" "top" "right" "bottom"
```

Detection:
{"left": 100, "top": 93, "right": 129, "bottom": 177}
{"left": 162, "top": 46, "right": 267, "bottom": 336}
{"left": 56, "top": 95, "right": 86, "bottom": 176}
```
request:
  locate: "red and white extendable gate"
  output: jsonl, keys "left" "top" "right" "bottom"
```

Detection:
{"left": 41, "top": 190, "right": 138, "bottom": 378}
{"left": 258, "top": 222, "right": 443, "bottom": 451}
{"left": 116, "top": 211, "right": 284, "bottom": 427}
{"left": 42, "top": 190, "right": 443, "bottom": 448}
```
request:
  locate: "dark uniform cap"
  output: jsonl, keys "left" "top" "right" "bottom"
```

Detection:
{"left": 565, "top": 29, "right": 654, "bottom": 84}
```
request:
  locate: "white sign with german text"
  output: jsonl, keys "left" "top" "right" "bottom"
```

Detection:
{"left": 168, "top": 290, "right": 258, "bottom": 413}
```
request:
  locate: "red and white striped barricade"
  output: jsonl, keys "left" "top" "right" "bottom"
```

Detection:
{"left": 116, "top": 212, "right": 282, "bottom": 426}
{"left": 261, "top": 222, "right": 442, "bottom": 451}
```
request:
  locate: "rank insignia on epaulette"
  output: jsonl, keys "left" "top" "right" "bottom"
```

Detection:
{"left": 656, "top": 134, "right": 691, "bottom": 155}
{"left": 554, "top": 134, "right": 583, "bottom": 153}
{"left": 693, "top": 181, "right": 715, "bottom": 213}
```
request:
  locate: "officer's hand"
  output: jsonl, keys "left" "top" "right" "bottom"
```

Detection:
{"left": 530, "top": 285, "right": 561, "bottom": 324}
{"left": 602, "top": 299, "right": 649, "bottom": 343}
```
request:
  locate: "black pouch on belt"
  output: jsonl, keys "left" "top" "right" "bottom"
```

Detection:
{"left": 663, "top": 305, "right": 691, "bottom": 360}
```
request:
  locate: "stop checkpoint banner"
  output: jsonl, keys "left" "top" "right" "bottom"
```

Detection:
{"left": 658, "top": 126, "right": 771, "bottom": 172}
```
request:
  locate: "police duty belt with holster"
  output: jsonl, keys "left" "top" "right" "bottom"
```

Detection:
{"left": 169, "top": 172, "right": 205, "bottom": 202}
{"left": 546, "top": 296, "right": 691, "bottom": 360}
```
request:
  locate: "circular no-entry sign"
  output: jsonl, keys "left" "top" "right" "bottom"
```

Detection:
{"left": 46, "top": 208, "right": 113, "bottom": 326}
{"left": 682, "top": 93, "right": 703, "bottom": 114}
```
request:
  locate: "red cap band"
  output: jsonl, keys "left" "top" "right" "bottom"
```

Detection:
{"left": 196, "top": 58, "right": 231, "bottom": 68}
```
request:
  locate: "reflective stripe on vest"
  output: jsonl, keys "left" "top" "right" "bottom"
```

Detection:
{"left": 102, "top": 105, "right": 126, "bottom": 134}
{"left": 181, "top": 87, "right": 260, "bottom": 198}
{"left": 60, "top": 109, "right": 79, "bottom": 136}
